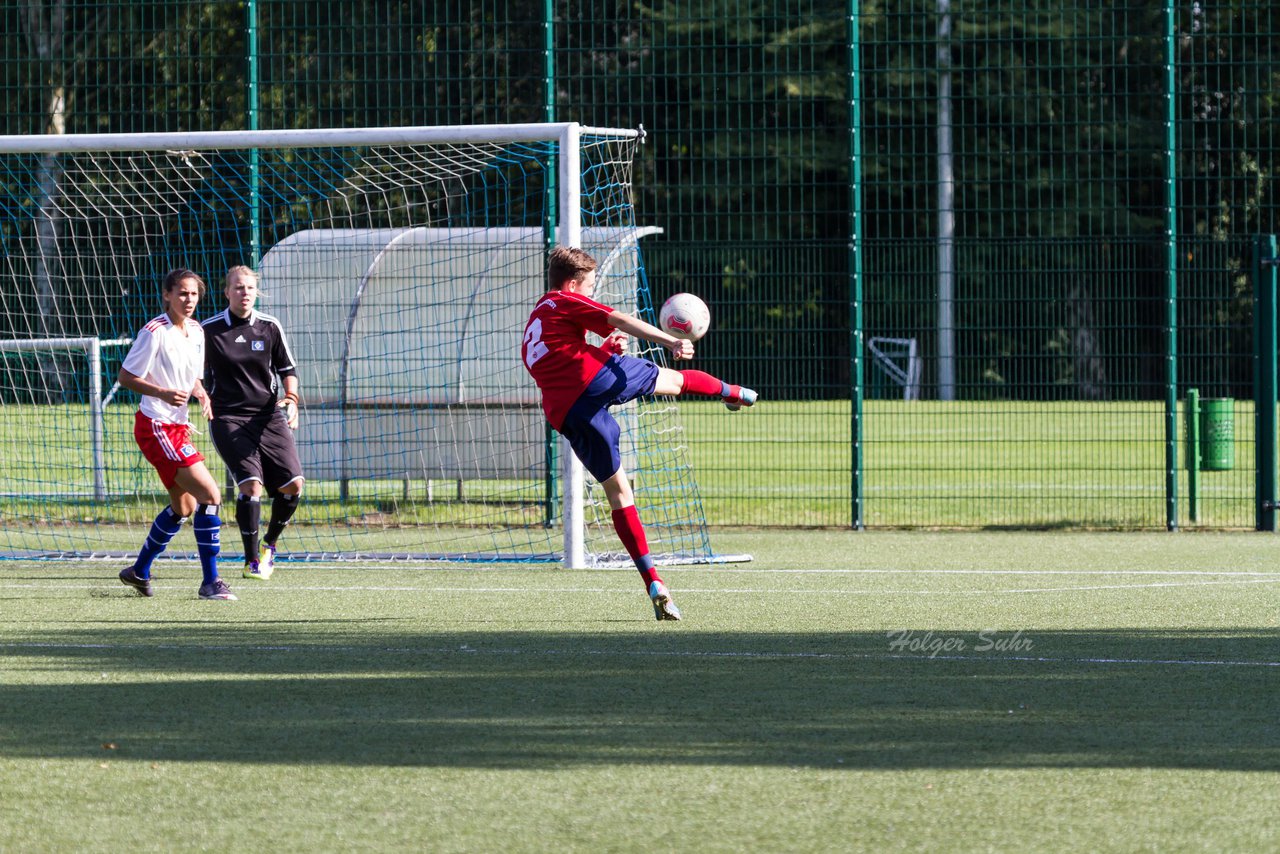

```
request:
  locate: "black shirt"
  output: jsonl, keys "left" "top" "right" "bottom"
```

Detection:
{"left": 202, "top": 309, "right": 298, "bottom": 418}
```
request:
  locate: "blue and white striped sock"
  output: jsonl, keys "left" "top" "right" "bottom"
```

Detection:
{"left": 134, "top": 506, "right": 185, "bottom": 579}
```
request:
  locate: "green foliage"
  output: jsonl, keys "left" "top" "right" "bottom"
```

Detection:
{"left": 0, "top": 0, "right": 1276, "bottom": 404}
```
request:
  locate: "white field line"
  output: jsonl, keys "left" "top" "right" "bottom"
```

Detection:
{"left": 295, "top": 567, "right": 1278, "bottom": 576}
{"left": 9, "top": 563, "right": 1272, "bottom": 576}
{"left": 984, "top": 577, "right": 1280, "bottom": 593}
{"left": 1, "top": 639, "right": 1278, "bottom": 670}
{"left": 6, "top": 576, "right": 1280, "bottom": 597}
{"left": 5, "top": 568, "right": 1278, "bottom": 598}
{"left": 230, "top": 577, "right": 1280, "bottom": 595}
{"left": 698, "top": 568, "right": 1279, "bottom": 576}
{"left": 39, "top": 566, "right": 1269, "bottom": 576}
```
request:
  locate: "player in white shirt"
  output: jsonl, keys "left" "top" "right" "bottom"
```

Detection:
{"left": 116, "top": 269, "right": 235, "bottom": 601}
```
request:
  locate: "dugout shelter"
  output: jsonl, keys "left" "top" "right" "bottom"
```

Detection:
{"left": 258, "top": 225, "right": 662, "bottom": 494}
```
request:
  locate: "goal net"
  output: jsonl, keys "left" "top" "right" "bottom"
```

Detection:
{"left": 0, "top": 124, "right": 723, "bottom": 566}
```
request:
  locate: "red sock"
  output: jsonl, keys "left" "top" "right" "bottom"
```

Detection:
{"left": 679, "top": 370, "right": 726, "bottom": 397}
{"left": 612, "top": 505, "right": 660, "bottom": 586}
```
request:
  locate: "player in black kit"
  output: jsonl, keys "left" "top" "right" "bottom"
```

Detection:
{"left": 202, "top": 265, "right": 304, "bottom": 580}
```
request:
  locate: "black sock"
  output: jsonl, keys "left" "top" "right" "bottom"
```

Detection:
{"left": 236, "top": 494, "right": 261, "bottom": 560}
{"left": 265, "top": 493, "right": 300, "bottom": 545}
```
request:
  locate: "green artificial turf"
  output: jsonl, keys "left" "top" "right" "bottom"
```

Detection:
{"left": 2, "top": 530, "right": 1278, "bottom": 851}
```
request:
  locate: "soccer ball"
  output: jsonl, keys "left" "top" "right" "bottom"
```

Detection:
{"left": 659, "top": 293, "right": 711, "bottom": 341}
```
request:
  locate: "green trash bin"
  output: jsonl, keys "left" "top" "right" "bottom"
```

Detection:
{"left": 1199, "top": 398, "right": 1234, "bottom": 471}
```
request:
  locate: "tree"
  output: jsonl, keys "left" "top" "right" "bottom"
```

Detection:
{"left": 21, "top": 0, "right": 69, "bottom": 401}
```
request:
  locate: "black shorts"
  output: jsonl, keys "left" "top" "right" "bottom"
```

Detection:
{"left": 209, "top": 409, "right": 304, "bottom": 492}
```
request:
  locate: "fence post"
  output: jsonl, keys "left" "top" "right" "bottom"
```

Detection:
{"left": 542, "top": 0, "right": 558, "bottom": 527}
{"left": 1186, "top": 388, "right": 1199, "bottom": 522}
{"left": 1162, "top": 0, "right": 1179, "bottom": 530}
{"left": 848, "top": 0, "right": 864, "bottom": 529}
{"left": 245, "top": 0, "right": 261, "bottom": 264}
{"left": 1254, "top": 235, "right": 1278, "bottom": 532}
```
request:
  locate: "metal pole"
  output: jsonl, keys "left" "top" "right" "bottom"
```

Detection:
{"left": 542, "top": 0, "right": 558, "bottom": 528}
{"left": 542, "top": 0, "right": 557, "bottom": 247}
{"left": 848, "top": 0, "right": 864, "bottom": 529}
{"left": 935, "top": 0, "right": 955, "bottom": 402}
{"left": 246, "top": 0, "right": 261, "bottom": 264}
{"left": 1254, "top": 235, "right": 1278, "bottom": 531}
{"left": 89, "top": 338, "right": 105, "bottom": 501}
{"left": 1163, "top": 0, "right": 1179, "bottom": 530}
{"left": 1186, "top": 387, "right": 1199, "bottom": 523}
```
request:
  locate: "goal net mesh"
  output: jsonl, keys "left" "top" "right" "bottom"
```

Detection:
{"left": 0, "top": 128, "right": 713, "bottom": 564}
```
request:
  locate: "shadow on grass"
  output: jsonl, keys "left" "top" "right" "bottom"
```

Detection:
{"left": 3, "top": 626, "right": 1278, "bottom": 770}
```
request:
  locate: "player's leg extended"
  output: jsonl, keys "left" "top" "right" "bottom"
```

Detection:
{"left": 655, "top": 367, "right": 757, "bottom": 411}
{"left": 121, "top": 417, "right": 198, "bottom": 596}
{"left": 120, "top": 499, "right": 188, "bottom": 596}
{"left": 600, "top": 469, "right": 681, "bottom": 622}
{"left": 174, "top": 463, "right": 236, "bottom": 601}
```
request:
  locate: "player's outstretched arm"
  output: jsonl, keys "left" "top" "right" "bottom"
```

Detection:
{"left": 607, "top": 310, "right": 693, "bottom": 361}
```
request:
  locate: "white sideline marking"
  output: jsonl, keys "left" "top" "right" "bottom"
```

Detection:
{"left": 7, "top": 573, "right": 1280, "bottom": 596}
{"left": 318, "top": 567, "right": 1280, "bottom": 576}
{"left": 278, "top": 577, "right": 1278, "bottom": 595}
{"left": 9, "top": 576, "right": 1280, "bottom": 596}
{"left": 15, "top": 566, "right": 1275, "bottom": 576}
{"left": 22, "top": 563, "right": 1268, "bottom": 575}
{"left": 699, "top": 578, "right": 1280, "bottom": 594}
{"left": 2, "top": 640, "right": 1278, "bottom": 670}
{"left": 703, "top": 568, "right": 1279, "bottom": 576}
{"left": 992, "top": 578, "right": 1280, "bottom": 593}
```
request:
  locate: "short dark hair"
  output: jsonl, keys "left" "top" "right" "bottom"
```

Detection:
{"left": 162, "top": 268, "right": 206, "bottom": 298}
{"left": 546, "top": 246, "right": 597, "bottom": 290}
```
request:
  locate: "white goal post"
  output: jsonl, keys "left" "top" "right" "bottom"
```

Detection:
{"left": 0, "top": 123, "right": 735, "bottom": 566}
{"left": 0, "top": 336, "right": 130, "bottom": 501}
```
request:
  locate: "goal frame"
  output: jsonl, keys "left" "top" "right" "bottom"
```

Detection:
{"left": 0, "top": 336, "right": 132, "bottom": 501}
{"left": 0, "top": 122, "right": 642, "bottom": 567}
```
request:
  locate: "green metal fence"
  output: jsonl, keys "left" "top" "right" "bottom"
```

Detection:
{"left": 1, "top": 0, "right": 1276, "bottom": 528}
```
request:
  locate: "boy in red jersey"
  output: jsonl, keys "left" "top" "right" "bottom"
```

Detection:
{"left": 521, "top": 246, "right": 757, "bottom": 621}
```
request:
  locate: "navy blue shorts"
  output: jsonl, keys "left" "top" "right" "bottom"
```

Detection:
{"left": 559, "top": 355, "right": 660, "bottom": 482}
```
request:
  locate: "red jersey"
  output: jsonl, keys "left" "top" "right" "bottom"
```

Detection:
{"left": 521, "top": 290, "right": 616, "bottom": 429}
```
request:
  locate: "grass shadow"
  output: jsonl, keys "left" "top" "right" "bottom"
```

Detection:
{"left": 3, "top": 626, "right": 1278, "bottom": 770}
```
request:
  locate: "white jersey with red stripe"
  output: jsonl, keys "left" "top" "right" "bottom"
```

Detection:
{"left": 121, "top": 313, "right": 205, "bottom": 425}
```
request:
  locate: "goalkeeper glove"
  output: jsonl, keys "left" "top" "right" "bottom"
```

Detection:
{"left": 278, "top": 394, "right": 299, "bottom": 430}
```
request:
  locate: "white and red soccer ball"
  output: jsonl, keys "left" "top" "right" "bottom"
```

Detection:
{"left": 658, "top": 293, "right": 711, "bottom": 341}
